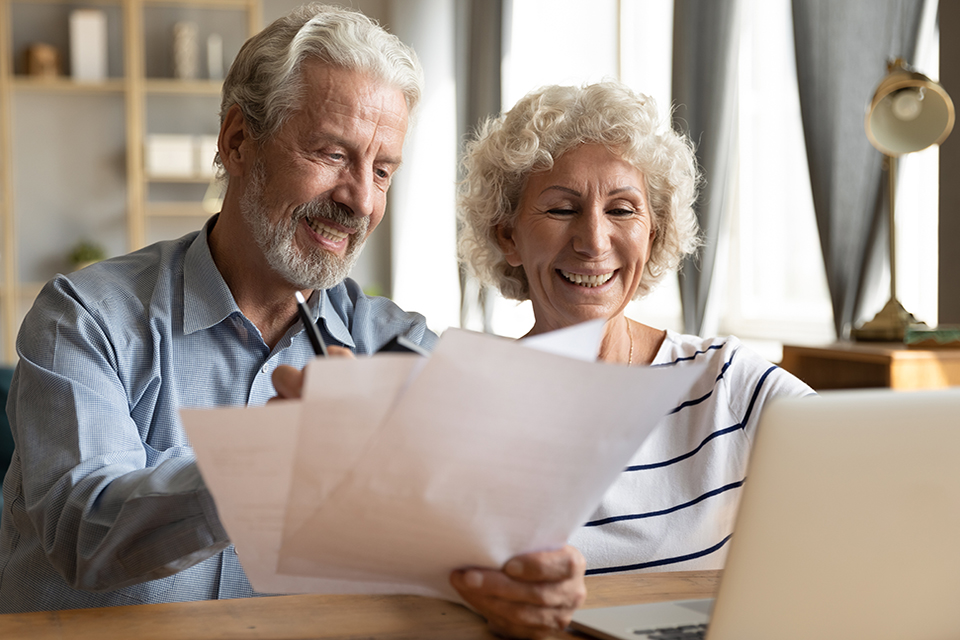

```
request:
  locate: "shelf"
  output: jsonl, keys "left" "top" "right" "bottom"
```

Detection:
{"left": 145, "top": 78, "right": 222, "bottom": 95}
{"left": 0, "top": 0, "right": 260, "bottom": 363}
{"left": 14, "top": 0, "right": 119, "bottom": 5}
{"left": 145, "top": 0, "right": 253, "bottom": 7}
{"left": 147, "top": 175, "right": 217, "bottom": 184}
{"left": 147, "top": 202, "right": 212, "bottom": 217}
{"left": 12, "top": 77, "right": 125, "bottom": 93}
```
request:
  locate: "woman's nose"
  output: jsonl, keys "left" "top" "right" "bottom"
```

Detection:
{"left": 571, "top": 208, "right": 610, "bottom": 257}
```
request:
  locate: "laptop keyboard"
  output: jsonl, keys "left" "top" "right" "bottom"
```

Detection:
{"left": 631, "top": 623, "right": 707, "bottom": 639}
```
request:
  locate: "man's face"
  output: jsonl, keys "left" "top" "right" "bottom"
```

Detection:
{"left": 240, "top": 61, "right": 409, "bottom": 290}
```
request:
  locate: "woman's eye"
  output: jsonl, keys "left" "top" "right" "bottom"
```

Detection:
{"left": 608, "top": 208, "right": 636, "bottom": 217}
{"left": 547, "top": 208, "right": 577, "bottom": 215}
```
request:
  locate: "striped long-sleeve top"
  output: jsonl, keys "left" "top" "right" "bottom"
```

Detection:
{"left": 569, "top": 330, "right": 814, "bottom": 575}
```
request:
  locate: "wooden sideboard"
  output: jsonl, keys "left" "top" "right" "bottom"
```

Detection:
{"left": 780, "top": 342, "right": 960, "bottom": 390}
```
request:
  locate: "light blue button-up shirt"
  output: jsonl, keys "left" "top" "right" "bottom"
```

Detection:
{"left": 0, "top": 218, "right": 437, "bottom": 613}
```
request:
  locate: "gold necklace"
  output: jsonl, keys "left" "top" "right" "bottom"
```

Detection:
{"left": 626, "top": 316, "right": 634, "bottom": 366}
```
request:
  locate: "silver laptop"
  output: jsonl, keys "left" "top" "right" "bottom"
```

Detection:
{"left": 572, "top": 387, "right": 960, "bottom": 640}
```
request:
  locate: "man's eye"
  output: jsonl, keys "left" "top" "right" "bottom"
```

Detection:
{"left": 327, "top": 152, "right": 345, "bottom": 162}
{"left": 375, "top": 168, "right": 391, "bottom": 180}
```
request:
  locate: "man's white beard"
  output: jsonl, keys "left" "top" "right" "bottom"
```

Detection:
{"left": 240, "top": 159, "right": 369, "bottom": 291}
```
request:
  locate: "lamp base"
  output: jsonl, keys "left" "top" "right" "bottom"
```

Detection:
{"left": 852, "top": 297, "right": 928, "bottom": 342}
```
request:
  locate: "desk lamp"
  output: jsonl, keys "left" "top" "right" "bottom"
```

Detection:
{"left": 853, "top": 58, "right": 954, "bottom": 341}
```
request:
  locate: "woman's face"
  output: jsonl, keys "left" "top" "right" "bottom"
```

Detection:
{"left": 497, "top": 143, "right": 655, "bottom": 334}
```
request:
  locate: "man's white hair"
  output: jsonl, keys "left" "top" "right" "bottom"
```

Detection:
{"left": 215, "top": 3, "right": 423, "bottom": 172}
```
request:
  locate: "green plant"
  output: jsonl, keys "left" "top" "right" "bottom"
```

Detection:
{"left": 69, "top": 241, "right": 106, "bottom": 266}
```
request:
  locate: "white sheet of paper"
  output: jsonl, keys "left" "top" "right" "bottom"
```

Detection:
{"left": 275, "top": 328, "right": 702, "bottom": 599}
{"left": 182, "top": 402, "right": 439, "bottom": 596}
{"left": 282, "top": 355, "right": 426, "bottom": 540}
{"left": 184, "top": 325, "right": 702, "bottom": 599}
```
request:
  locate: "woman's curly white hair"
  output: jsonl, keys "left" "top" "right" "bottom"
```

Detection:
{"left": 457, "top": 82, "right": 701, "bottom": 301}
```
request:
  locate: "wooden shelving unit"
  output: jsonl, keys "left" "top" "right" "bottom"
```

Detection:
{"left": 0, "top": 0, "right": 261, "bottom": 363}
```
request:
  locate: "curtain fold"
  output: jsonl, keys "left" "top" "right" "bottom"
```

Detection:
{"left": 792, "top": 0, "right": 925, "bottom": 338}
{"left": 456, "top": 0, "right": 503, "bottom": 333}
{"left": 672, "top": 0, "right": 742, "bottom": 337}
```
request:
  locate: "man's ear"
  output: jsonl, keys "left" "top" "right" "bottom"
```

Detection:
{"left": 218, "top": 104, "right": 254, "bottom": 177}
{"left": 496, "top": 223, "right": 523, "bottom": 267}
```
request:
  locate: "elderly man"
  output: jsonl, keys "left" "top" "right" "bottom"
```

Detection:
{"left": 0, "top": 4, "right": 582, "bottom": 638}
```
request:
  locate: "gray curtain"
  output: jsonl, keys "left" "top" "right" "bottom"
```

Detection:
{"left": 672, "top": 0, "right": 741, "bottom": 337}
{"left": 456, "top": 0, "right": 503, "bottom": 333}
{"left": 792, "top": 0, "right": 925, "bottom": 338}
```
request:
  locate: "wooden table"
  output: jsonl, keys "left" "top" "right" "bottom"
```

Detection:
{"left": 780, "top": 342, "right": 960, "bottom": 390}
{"left": 0, "top": 571, "right": 720, "bottom": 640}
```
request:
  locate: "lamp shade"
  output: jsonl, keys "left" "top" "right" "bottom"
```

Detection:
{"left": 865, "top": 59, "right": 954, "bottom": 156}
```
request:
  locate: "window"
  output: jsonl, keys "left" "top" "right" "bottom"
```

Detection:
{"left": 720, "top": 0, "right": 834, "bottom": 355}
{"left": 482, "top": 0, "right": 940, "bottom": 355}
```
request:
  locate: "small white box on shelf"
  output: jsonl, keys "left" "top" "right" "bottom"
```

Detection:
{"left": 145, "top": 135, "right": 196, "bottom": 178}
{"left": 196, "top": 136, "right": 220, "bottom": 178}
{"left": 207, "top": 34, "right": 224, "bottom": 80}
{"left": 69, "top": 9, "right": 108, "bottom": 82}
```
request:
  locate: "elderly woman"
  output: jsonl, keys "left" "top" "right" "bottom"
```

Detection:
{"left": 451, "top": 81, "right": 812, "bottom": 631}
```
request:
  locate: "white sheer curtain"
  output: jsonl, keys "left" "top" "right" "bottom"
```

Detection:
{"left": 718, "top": 0, "right": 834, "bottom": 353}
{"left": 386, "top": 0, "right": 461, "bottom": 334}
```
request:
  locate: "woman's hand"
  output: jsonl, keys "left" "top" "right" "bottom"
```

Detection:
{"left": 450, "top": 545, "right": 587, "bottom": 639}
{"left": 270, "top": 346, "right": 355, "bottom": 401}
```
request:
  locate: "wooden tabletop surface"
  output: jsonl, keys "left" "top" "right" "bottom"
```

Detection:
{"left": 0, "top": 570, "right": 721, "bottom": 640}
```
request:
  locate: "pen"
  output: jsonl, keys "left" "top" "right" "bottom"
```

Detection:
{"left": 294, "top": 291, "right": 328, "bottom": 357}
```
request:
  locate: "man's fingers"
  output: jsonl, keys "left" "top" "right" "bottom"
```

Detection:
{"left": 270, "top": 365, "right": 304, "bottom": 400}
{"left": 269, "top": 347, "right": 354, "bottom": 403}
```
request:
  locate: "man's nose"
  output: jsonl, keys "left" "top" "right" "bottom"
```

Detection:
{"left": 331, "top": 167, "right": 376, "bottom": 218}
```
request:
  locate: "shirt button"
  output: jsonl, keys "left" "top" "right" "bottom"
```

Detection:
{"left": 261, "top": 364, "right": 269, "bottom": 374}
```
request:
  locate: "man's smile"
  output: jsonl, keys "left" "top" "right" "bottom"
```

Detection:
{"left": 306, "top": 216, "right": 351, "bottom": 243}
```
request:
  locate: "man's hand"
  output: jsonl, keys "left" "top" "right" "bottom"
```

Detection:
{"left": 450, "top": 545, "right": 587, "bottom": 639}
{"left": 270, "top": 346, "right": 355, "bottom": 401}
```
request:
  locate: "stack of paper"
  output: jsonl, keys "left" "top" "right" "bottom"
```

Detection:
{"left": 181, "top": 323, "right": 701, "bottom": 600}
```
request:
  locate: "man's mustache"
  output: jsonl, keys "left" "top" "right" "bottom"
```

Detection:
{"left": 294, "top": 199, "right": 368, "bottom": 234}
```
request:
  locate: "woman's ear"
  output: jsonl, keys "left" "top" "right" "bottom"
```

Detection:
{"left": 496, "top": 223, "right": 523, "bottom": 267}
{"left": 218, "top": 104, "right": 253, "bottom": 177}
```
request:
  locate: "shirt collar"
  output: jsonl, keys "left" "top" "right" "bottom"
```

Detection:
{"left": 183, "top": 215, "right": 243, "bottom": 335}
{"left": 315, "top": 286, "right": 356, "bottom": 349}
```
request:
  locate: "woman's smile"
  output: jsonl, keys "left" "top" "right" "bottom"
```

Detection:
{"left": 557, "top": 269, "right": 617, "bottom": 288}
